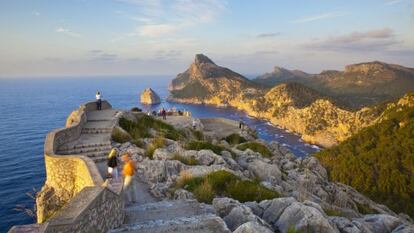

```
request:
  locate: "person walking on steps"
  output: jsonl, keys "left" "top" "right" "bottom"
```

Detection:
{"left": 161, "top": 108, "right": 167, "bottom": 120}
{"left": 96, "top": 91, "right": 102, "bottom": 110}
{"left": 122, "top": 153, "right": 137, "bottom": 203}
{"left": 107, "top": 148, "right": 119, "bottom": 179}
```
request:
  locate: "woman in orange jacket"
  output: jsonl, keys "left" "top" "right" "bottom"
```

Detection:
{"left": 122, "top": 153, "right": 137, "bottom": 203}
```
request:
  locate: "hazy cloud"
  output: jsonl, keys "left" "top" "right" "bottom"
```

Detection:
{"left": 56, "top": 27, "right": 81, "bottom": 37}
{"left": 88, "top": 50, "right": 118, "bottom": 62}
{"left": 385, "top": 0, "right": 403, "bottom": 5}
{"left": 257, "top": 32, "right": 282, "bottom": 38}
{"left": 32, "top": 11, "right": 40, "bottom": 16}
{"left": 138, "top": 24, "right": 178, "bottom": 37}
{"left": 292, "top": 11, "right": 345, "bottom": 24}
{"left": 304, "top": 28, "right": 399, "bottom": 52}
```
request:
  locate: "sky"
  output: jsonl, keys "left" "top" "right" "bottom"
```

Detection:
{"left": 0, "top": 0, "right": 414, "bottom": 77}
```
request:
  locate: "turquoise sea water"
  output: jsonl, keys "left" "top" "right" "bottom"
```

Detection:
{"left": 0, "top": 76, "right": 319, "bottom": 232}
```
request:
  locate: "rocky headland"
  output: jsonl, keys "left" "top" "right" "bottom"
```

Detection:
{"left": 168, "top": 54, "right": 413, "bottom": 147}
{"left": 140, "top": 88, "right": 161, "bottom": 105}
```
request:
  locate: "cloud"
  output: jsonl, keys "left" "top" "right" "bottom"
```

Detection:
{"left": 32, "top": 11, "right": 40, "bottom": 16}
{"left": 172, "top": 0, "right": 227, "bottom": 23}
{"left": 257, "top": 32, "right": 282, "bottom": 38}
{"left": 88, "top": 50, "right": 118, "bottom": 62}
{"left": 138, "top": 24, "right": 178, "bottom": 37}
{"left": 115, "top": 0, "right": 227, "bottom": 39}
{"left": 385, "top": 0, "right": 403, "bottom": 5}
{"left": 56, "top": 27, "right": 81, "bottom": 37}
{"left": 292, "top": 11, "right": 345, "bottom": 24}
{"left": 304, "top": 28, "right": 400, "bottom": 52}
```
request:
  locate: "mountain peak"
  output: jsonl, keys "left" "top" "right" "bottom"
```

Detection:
{"left": 194, "top": 54, "right": 215, "bottom": 65}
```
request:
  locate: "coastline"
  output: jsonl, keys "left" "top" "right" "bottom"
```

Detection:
{"left": 167, "top": 96, "right": 329, "bottom": 148}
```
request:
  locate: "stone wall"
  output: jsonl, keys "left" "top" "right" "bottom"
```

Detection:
{"left": 10, "top": 187, "right": 124, "bottom": 233}
{"left": 42, "top": 187, "right": 124, "bottom": 233}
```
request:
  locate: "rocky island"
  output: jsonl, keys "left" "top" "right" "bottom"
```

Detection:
{"left": 9, "top": 98, "right": 414, "bottom": 233}
{"left": 140, "top": 88, "right": 161, "bottom": 105}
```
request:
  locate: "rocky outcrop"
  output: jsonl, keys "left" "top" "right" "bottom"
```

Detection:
{"left": 140, "top": 88, "right": 161, "bottom": 105}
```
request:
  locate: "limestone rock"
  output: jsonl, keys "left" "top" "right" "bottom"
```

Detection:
{"left": 140, "top": 88, "right": 161, "bottom": 105}
{"left": 233, "top": 221, "right": 273, "bottom": 233}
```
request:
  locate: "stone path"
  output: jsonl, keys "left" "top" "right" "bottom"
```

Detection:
{"left": 109, "top": 198, "right": 230, "bottom": 233}
{"left": 57, "top": 109, "right": 120, "bottom": 173}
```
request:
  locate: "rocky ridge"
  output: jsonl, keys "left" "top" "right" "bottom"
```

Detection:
{"left": 111, "top": 112, "right": 414, "bottom": 233}
{"left": 254, "top": 61, "right": 414, "bottom": 108}
{"left": 168, "top": 55, "right": 398, "bottom": 147}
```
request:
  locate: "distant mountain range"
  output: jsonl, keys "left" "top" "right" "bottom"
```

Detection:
{"left": 254, "top": 61, "right": 414, "bottom": 108}
{"left": 169, "top": 54, "right": 413, "bottom": 147}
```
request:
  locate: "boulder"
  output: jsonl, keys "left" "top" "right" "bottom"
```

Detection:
{"left": 353, "top": 214, "right": 402, "bottom": 233}
{"left": 196, "top": 150, "right": 225, "bottom": 166}
{"left": 140, "top": 88, "right": 161, "bottom": 105}
{"left": 276, "top": 201, "right": 339, "bottom": 233}
{"left": 153, "top": 148, "right": 173, "bottom": 160}
{"left": 173, "top": 188, "right": 195, "bottom": 200}
{"left": 329, "top": 217, "right": 362, "bottom": 233}
{"left": 137, "top": 159, "right": 184, "bottom": 183}
{"left": 247, "top": 159, "right": 282, "bottom": 184}
{"left": 233, "top": 221, "right": 273, "bottom": 233}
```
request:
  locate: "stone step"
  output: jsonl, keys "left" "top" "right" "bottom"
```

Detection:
{"left": 91, "top": 155, "right": 108, "bottom": 163}
{"left": 57, "top": 145, "right": 112, "bottom": 155}
{"left": 124, "top": 200, "right": 215, "bottom": 224}
{"left": 108, "top": 214, "right": 231, "bottom": 233}
{"left": 81, "top": 127, "right": 113, "bottom": 134}
{"left": 83, "top": 150, "right": 111, "bottom": 158}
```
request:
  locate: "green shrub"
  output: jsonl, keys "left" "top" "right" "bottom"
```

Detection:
{"left": 191, "top": 130, "right": 204, "bottom": 141}
{"left": 226, "top": 179, "right": 280, "bottom": 202}
{"left": 172, "top": 153, "right": 199, "bottom": 165}
{"left": 111, "top": 127, "right": 131, "bottom": 143}
{"left": 323, "top": 208, "right": 344, "bottom": 217}
{"left": 176, "top": 170, "right": 280, "bottom": 204}
{"left": 224, "top": 133, "right": 247, "bottom": 145}
{"left": 356, "top": 202, "right": 378, "bottom": 215}
{"left": 193, "top": 179, "right": 215, "bottom": 203}
{"left": 132, "top": 139, "right": 144, "bottom": 147}
{"left": 186, "top": 141, "right": 226, "bottom": 155}
{"left": 237, "top": 142, "right": 272, "bottom": 157}
{"left": 287, "top": 225, "right": 299, "bottom": 233}
{"left": 145, "top": 137, "right": 166, "bottom": 159}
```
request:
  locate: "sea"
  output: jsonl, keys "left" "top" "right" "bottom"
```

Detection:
{"left": 0, "top": 76, "right": 319, "bottom": 232}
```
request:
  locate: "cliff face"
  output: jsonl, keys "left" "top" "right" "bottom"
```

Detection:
{"left": 169, "top": 55, "right": 395, "bottom": 147}
{"left": 253, "top": 61, "right": 414, "bottom": 108}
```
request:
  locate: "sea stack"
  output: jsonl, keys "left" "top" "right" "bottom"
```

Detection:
{"left": 140, "top": 88, "right": 161, "bottom": 105}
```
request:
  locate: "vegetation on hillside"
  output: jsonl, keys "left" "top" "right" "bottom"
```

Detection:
{"left": 223, "top": 133, "right": 247, "bottom": 145}
{"left": 237, "top": 142, "right": 272, "bottom": 157}
{"left": 119, "top": 115, "right": 184, "bottom": 141}
{"left": 316, "top": 95, "right": 414, "bottom": 217}
{"left": 186, "top": 141, "right": 227, "bottom": 155}
{"left": 175, "top": 170, "right": 280, "bottom": 203}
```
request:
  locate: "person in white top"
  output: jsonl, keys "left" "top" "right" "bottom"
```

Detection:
{"left": 96, "top": 91, "right": 102, "bottom": 110}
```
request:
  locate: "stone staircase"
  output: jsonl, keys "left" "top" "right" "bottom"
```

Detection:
{"left": 57, "top": 109, "right": 119, "bottom": 163}
{"left": 109, "top": 200, "right": 231, "bottom": 233}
